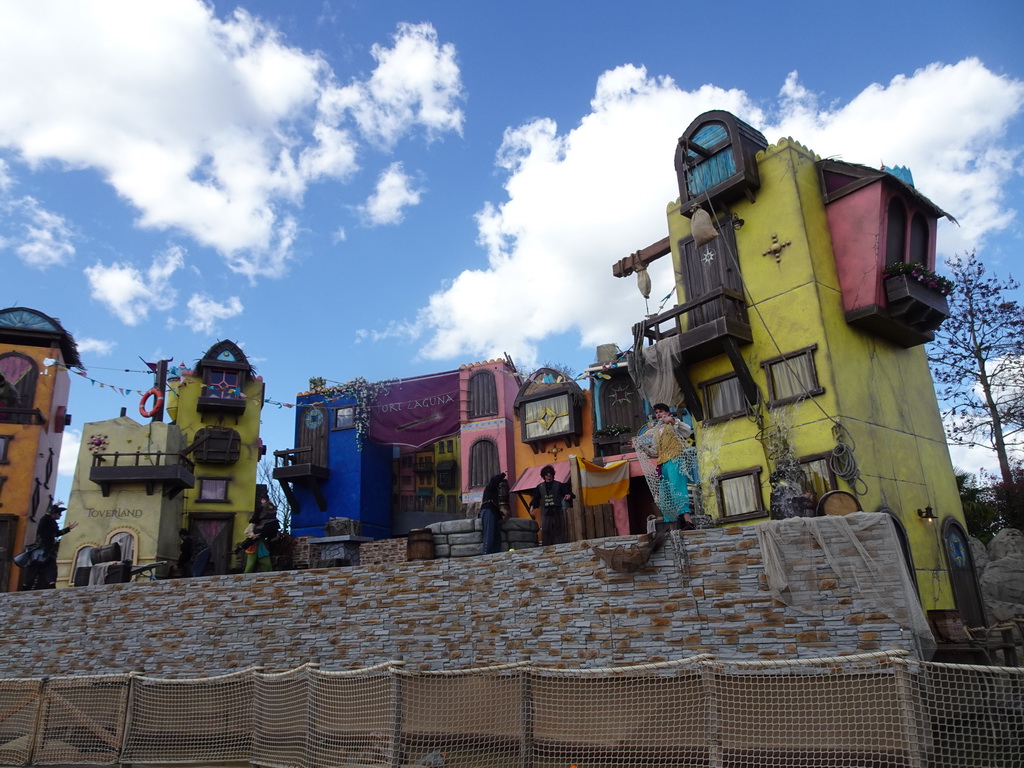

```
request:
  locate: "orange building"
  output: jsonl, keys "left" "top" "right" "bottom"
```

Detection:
{"left": 0, "top": 307, "right": 79, "bottom": 592}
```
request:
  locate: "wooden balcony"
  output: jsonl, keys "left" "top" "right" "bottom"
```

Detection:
{"left": 593, "top": 433, "right": 635, "bottom": 458}
{"left": 273, "top": 447, "right": 330, "bottom": 512}
{"left": 634, "top": 285, "right": 752, "bottom": 363}
{"left": 90, "top": 451, "right": 195, "bottom": 499}
{"left": 846, "top": 276, "right": 950, "bottom": 348}
{"left": 196, "top": 393, "right": 248, "bottom": 416}
{"left": 0, "top": 407, "right": 46, "bottom": 426}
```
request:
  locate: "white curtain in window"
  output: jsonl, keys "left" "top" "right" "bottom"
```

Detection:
{"left": 522, "top": 395, "right": 569, "bottom": 440}
{"left": 200, "top": 478, "right": 228, "bottom": 501}
{"left": 801, "top": 458, "right": 832, "bottom": 497}
{"left": 721, "top": 475, "right": 758, "bottom": 517}
{"left": 770, "top": 354, "right": 814, "bottom": 400}
{"left": 107, "top": 531, "right": 136, "bottom": 563}
{"left": 708, "top": 377, "right": 744, "bottom": 418}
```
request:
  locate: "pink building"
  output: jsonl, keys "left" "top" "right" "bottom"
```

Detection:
{"left": 458, "top": 359, "right": 521, "bottom": 507}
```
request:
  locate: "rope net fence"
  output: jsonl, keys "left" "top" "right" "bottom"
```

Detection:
{"left": 0, "top": 652, "right": 1021, "bottom": 767}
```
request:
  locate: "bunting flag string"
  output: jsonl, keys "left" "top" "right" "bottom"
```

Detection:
{"left": 48, "top": 350, "right": 631, "bottom": 417}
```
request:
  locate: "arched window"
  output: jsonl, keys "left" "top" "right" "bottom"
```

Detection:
{"left": 468, "top": 439, "right": 499, "bottom": 488}
{"left": 0, "top": 352, "right": 39, "bottom": 422}
{"left": 908, "top": 213, "right": 929, "bottom": 266}
{"left": 107, "top": 530, "right": 137, "bottom": 564}
{"left": 468, "top": 370, "right": 498, "bottom": 418}
{"left": 885, "top": 198, "right": 907, "bottom": 266}
{"left": 69, "top": 546, "right": 94, "bottom": 585}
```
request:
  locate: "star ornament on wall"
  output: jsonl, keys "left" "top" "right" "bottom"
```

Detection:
{"left": 701, "top": 246, "right": 716, "bottom": 265}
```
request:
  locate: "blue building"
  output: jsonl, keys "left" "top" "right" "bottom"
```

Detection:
{"left": 273, "top": 391, "right": 393, "bottom": 539}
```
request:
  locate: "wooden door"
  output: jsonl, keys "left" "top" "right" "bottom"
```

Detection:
{"left": 598, "top": 372, "right": 645, "bottom": 434}
{"left": 297, "top": 403, "right": 329, "bottom": 467}
{"left": 191, "top": 515, "right": 235, "bottom": 576}
{"left": 677, "top": 224, "right": 743, "bottom": 328}
{"left": 942, "top": 518, "right": 988, "bottom": 628}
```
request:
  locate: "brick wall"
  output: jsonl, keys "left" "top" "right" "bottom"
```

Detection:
{"left": 360, "top": 536, "right": 407, "bottom": 565}
{"left": 0, "top": 521, "right": 919, "bottom": 679}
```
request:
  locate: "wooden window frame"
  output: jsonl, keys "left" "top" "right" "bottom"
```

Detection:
{"left": 762, "top": 345, "right": 825, "bottom": 407}
{"left": 0, "top": 434, "right": 11, "bottom": 464}
{"left": 715, "top": 467, "right": 766, "bottom": 522}
{"left": 798, "top": 451, "right": 837, "bottom": 499}
{"left": 332, "top": 406, "right": 355, "bottom": 431}
{"left": 197, "top": 476, "right": 231, "bottom": 503}
{"left": 699, "top": 372, "right": 747, "bottom": 424}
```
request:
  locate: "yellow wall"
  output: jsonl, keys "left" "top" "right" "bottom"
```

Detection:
{"left": 0, "top": 342, "right": 71, "bottom": 591}
{"left": 57, "top": 417, "right": 187, "bottom": 585}
{"left": 667, "top": 138, "right": 962, "bottom": 611}
{"left": 167, "top": 372, "right": 265, "bottom": 546}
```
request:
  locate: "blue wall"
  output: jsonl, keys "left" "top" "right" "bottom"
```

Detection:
{"left": 288, "top": 394, "right": 394, "bottom": 539}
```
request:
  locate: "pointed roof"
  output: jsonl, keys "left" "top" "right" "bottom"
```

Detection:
{"left": 0, "top": 307, "right": 81, "bottom": 367}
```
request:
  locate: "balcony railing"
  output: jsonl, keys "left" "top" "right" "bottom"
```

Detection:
{"left": 0, "top": 407, "right": 46, "bottom": 426}
{"left": 89, "top": 451, "right": 195, "bottom": 498}
{"left": 636, "top": 286, "right": 751, "bottom": 363}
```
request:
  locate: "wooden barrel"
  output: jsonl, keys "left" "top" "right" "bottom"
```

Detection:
{"left": 407, "top": 529, "right": 435, "bottom": 561}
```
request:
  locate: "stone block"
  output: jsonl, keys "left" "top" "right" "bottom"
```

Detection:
{"left": 449, "top": 533, "right": 482, "bottom": 546}
{"left": 433, "top": 519, "right": 477, "bottom": 534}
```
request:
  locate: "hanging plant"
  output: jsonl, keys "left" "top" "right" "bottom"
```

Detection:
{"left": 297, "top": 376, "right": 394, "bottom": 449}
{"left": 882, "top": 262, "right": 955, "bottom": 296}
{"left": 594, "top": 424, "right": 632, "bottom": 438}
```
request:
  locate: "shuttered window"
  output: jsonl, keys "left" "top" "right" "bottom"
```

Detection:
{"left": 468, "top": 371, "right": 498, "bottom": 418}
{"left": 468, "top": 439, "right": 498, "bottom": 488}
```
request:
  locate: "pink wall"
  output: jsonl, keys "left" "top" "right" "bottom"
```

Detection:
{"left": 458, "top": 361, "right": 519, "bottom": 501}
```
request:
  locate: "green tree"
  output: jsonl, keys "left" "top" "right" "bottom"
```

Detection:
{"left": 954, "top": 468, "right": 1000, "bottom": 542}
{"left": 258, "top": 457, "right": 291, "bottom": 533}
{"left": 928, "top": 252, "right": 1024, "bottom": 486}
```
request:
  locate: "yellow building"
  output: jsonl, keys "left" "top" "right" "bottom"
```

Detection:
{"left": 0, "top": 307, "right": 79, "bottom": 592}
{"left": 615, "top": 111, "right": 981, "bottom": 624}
{"left": 59, "top": 416, "right": 192, "bottom": 585}
{"left": 166, "top": 340, "right": 266, "bottom": 575}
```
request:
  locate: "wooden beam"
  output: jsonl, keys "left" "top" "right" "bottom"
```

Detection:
{"left": 673, "top": 363, "right": 704, "bottom": 423}
{"left": 722, "top": 337, "right": 760, "bottom": 408}
{"left": 612, "top": 236, "right": 671, "bottom": 278}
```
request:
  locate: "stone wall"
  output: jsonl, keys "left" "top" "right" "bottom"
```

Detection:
{"left": 360, "top": 536, "right": 407, "bottom": 566}
{"left": 0, "top": 522, "right": 919, "bottom": 679}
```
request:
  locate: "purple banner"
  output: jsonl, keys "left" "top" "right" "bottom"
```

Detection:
{"left": 368, "top": 371, "right": 461, "bottom": 449}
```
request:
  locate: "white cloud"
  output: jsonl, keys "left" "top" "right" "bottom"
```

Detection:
{"left": 769, "top": 60, "right": 1024, "bottom": 255}
{"left": 85, "top": 246, "right": 185, "bottom": 325}
{"left": 0, "top": 5, "right": 463, "bottom": 278}
{"left": 0, "top": 196, "right": 75, "bottom": 268}
{"left": 359, "top": 162, "right": 422, "bottom": 225}
{"left": 77, "top": 338, "right": 116, "bottom": 357}
{"left": 337, "top": 22, "right": 464, "bottom": 147}
{"left": 57, "top": 428, "right": 81, "bottom": 482}
{"left": 412, "top": 60, "right": 1023, "bottom": 367}
{"left": 185, "top": 294, "right": 244, "bottom": 334}
{"left": 354, "top": 320, "right": 420, "bottom": 345}
{"left": 0, "top": 159, "right": 12, "bottom": 191}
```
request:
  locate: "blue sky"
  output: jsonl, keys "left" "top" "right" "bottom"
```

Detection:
{"left": 1, "top": 0, "right": 1022, "bottom": 504}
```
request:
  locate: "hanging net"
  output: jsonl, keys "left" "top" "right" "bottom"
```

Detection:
{"left": 633, "top": 425, "right": 699, "bottom": 521}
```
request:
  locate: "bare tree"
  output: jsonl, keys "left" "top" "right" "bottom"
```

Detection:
{"left": 928, "top": 252, "right": 1024, "bottom": 485}
{"left": 258, "top": 457, "right": 291, "bottom": 532}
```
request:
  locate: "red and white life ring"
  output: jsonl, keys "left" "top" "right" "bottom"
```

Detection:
{"left": 139, "top": 388, "right": 164, "bottom": 419}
